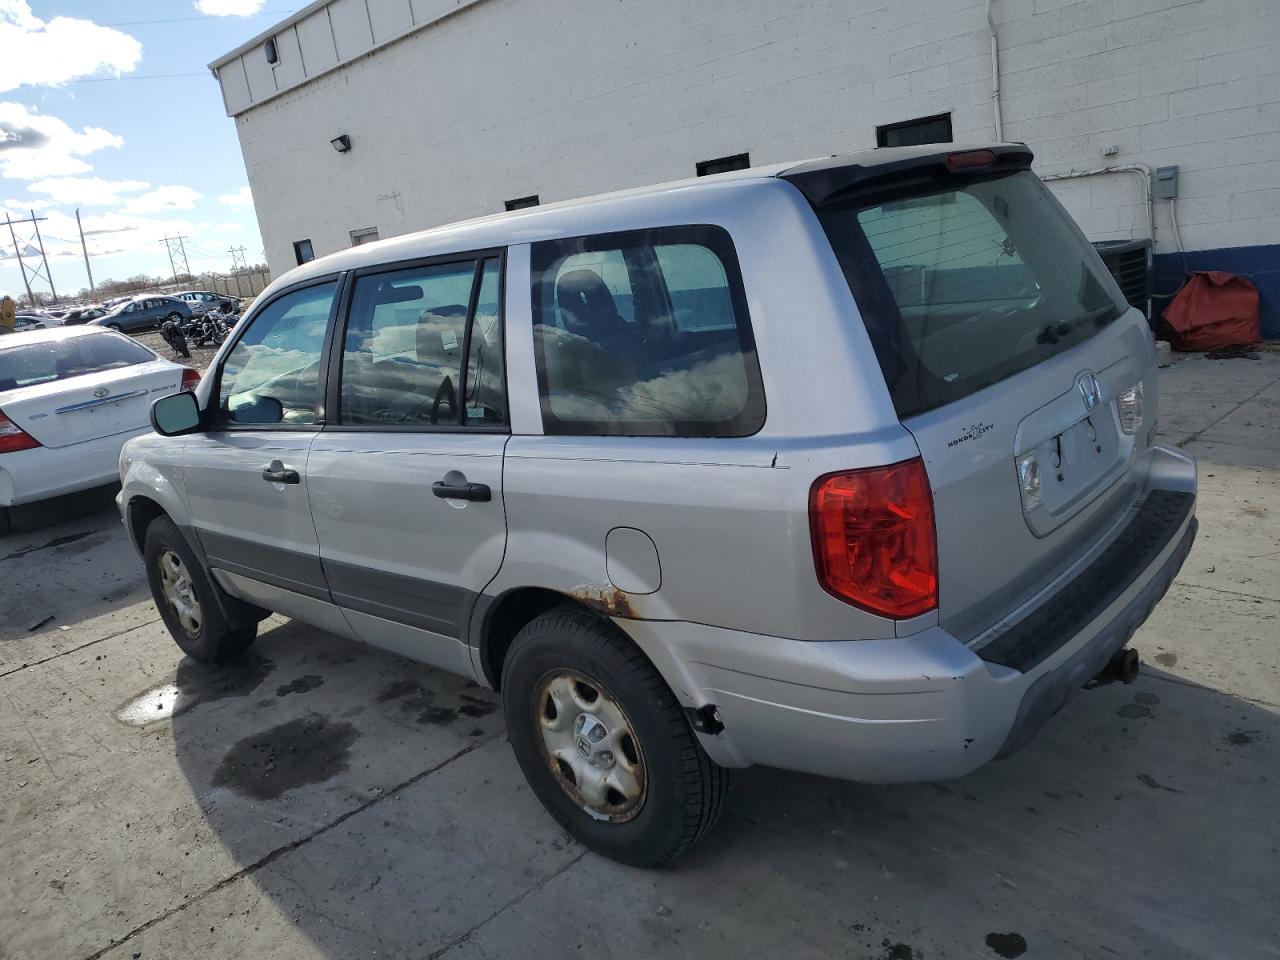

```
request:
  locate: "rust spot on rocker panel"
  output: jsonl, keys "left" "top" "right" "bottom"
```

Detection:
{"left": 571, "top": 584, "right": 637, "bottom": 619}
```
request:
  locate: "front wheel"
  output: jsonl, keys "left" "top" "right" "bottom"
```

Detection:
{"left": 143, "top": 516, "right": 256, "bottom": 663}
{"left": 106, "top": 322, "right": 122, "bottom": 331}
{"left": 502, "top": 605, "right": 730, "bottom": 866}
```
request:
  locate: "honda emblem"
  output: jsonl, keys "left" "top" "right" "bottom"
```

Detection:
{"left": 1076, "top": 372, "right": 1102, "bottom": 412}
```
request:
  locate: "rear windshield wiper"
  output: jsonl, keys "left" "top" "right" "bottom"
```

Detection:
{"left": 1036, "top": 304, "right": 1121, "bottom": 344}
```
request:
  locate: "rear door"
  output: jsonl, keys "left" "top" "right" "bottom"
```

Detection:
{"left": 0, "top": 333, "right": 184, "bottom": 447}
{"left": 307, "top": 254, "right": 508, "bottom": 674}
{"left": 800, "top": 153, "right": 1156, "bottom": 640}
{"left": 183, "top": 278, "right": 347, "bottom": 630}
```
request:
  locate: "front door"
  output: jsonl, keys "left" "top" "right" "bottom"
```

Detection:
{"left": 307, "top": 255, "right": 508, "bottom": 674}
{"left": 184, "top": 278, "right": 350, "bottom": 634}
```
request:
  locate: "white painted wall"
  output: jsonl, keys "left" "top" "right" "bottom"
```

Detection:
{"left": 221, "top": 0, "right": 1280, "bottom": 276}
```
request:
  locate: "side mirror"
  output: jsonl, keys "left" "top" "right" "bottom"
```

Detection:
{"left": 151, "top": 391, "right": 202, "bottom": 437}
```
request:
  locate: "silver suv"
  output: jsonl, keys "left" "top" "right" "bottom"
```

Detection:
{"left": 120, "top": 144, "right": 1197, "bottom": 865}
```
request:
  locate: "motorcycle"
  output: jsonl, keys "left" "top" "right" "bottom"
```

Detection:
{"left": 186, "top": 310, "right": 231, "bottom": 348}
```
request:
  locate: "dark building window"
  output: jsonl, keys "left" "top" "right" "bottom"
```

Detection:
{"left": 293, "top": 239, "right": 315, "bottom": 265}
{"left": 505, "top": 195, "right": 540, "bottom": 211}
{"left": 696, "top": 153, "right": 750, "bottom": 177}
{"left": 876, "top": 113, "right": 953, "bottom": 147}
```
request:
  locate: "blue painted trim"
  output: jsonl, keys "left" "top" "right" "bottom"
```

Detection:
{"left": 1153, "top": 243, "right": 1280, "bottom": 339}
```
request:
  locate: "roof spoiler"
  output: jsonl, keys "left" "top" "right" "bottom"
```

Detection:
{"left": 780, "top": 144, "right": 1035, "bottom": 207}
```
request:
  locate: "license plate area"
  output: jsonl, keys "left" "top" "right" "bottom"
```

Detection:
{"left": 1020, "top": 411, "right": 1127, "bottom": 536}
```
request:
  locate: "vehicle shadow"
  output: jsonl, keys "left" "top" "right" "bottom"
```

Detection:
{"left": 0, "top": 486, "right": 149, "bottom": 647}
{"left": 165, "top": 619, "right": 1280, "bottom": 959}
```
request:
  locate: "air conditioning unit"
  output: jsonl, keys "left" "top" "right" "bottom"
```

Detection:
{"left": 1093, "top": 239, "right": 1152, "bottom": 322}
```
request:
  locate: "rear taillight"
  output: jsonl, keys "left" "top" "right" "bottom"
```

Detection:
{"left": 810, "top": 458, "right": 938, "bottom": 619}
{"left": 181, "top": 368, "right": 202, "bottom": 391}
{"left": 0, "top": 407, "right": 39, "bottom": 454}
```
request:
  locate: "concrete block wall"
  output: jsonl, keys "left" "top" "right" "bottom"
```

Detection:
{"left": 227, "top": 0, "right": 1280, "bottom": 333}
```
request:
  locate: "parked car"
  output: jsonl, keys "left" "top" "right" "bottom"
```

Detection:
{"left": 121, "top": 144, "right": 1197, "bottom": 865}
{"left": 0, "top": 326, "right": 198, "bottom": 534}
{"left": 13, "top": 315, "right": 46, "bottom": 332}
{"left": 174, "top": 290, "right": 241, "bottom": 317}
{"left": 92, "top": 296, "right": 191, "bottom": 333}
{"left": 61, "top": 306, "right": 108, "bottom": 325}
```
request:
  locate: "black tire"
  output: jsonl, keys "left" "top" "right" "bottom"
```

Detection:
{"left": 106, "top": 322, "right": 122, "bottom": 331}
{"left": 502, "top": 605, "right": 729, "bottom": 866}
{"left": 143, "top": 515, "right": 256, "bottom": 663}
{"left": 0, "top": 506, "right": 10, "bottom": 537}
{"left": 166, "top": 312, "right": 182, "bottom": 323}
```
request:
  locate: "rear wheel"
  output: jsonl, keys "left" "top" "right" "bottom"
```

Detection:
{"left": 106, "top": 322, "right": 122, "bottom": 331}
{"left": 502, "top": 605, "right": 729, "bottom": 866}
{"left": 144, "top": 516, "right": 256, "bottom": 663}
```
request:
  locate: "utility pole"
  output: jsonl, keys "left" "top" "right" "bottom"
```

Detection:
{"left": 160, "top": 235, "right": 191, "bottom": 282}
{"left": 228, "top": 245, "right": 248, "bottom": 271}
{"left": 5, "top": 213, "right": 34, "bottom": 305}
{"left": 30, "top": 209, "right": 56, "bottom": 303}
{"left": 76, "top": 208, "right": 95, "bottom": 297}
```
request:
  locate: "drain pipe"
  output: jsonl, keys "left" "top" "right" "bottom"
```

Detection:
{"left": 986, "top": 0, "right": 1004, "bottom": 141}
{"left": 1040, "top": 164, "right": 1155, "bottom": 246}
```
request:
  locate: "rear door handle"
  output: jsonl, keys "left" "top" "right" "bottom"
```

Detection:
{"left": 262, "top": 459, "right": 300, "bottom": 484}
{"left": 432, "top": 480, "right": 491, "bottom": 502}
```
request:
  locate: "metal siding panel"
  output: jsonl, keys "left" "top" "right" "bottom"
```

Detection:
{"left": 368, "top": 0, "right": 413, "bottom": 44}
{"left": 296, "top": 8, "right": 339, "bottom": 74}
{"left": 218, "top": 58, "right": 253, "bottom": 114}
{"left": 272, "top": 26, "right": 307, "bottom": 89}
{"left": 242, "top": 41, "right": 278, "bottom": 100}
{"left": 328, "top": 0, "right": 375, "bottom": 62}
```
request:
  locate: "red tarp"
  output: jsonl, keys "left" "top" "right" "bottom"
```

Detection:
{"left": 1163, "top": 271, "right": 1261, "bottom": 352}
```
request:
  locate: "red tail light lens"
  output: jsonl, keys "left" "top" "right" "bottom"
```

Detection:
{"left": 181, "top": 368, "right": 201, "bottom": 391}
{"left": 0, "top": 407, "right": 40, "bottom": 454}
{"left": 946, "top": 149, "right": 995, "bottom": 171}
{"left": 810, "top": 458, "right": 938, "bottom": 619}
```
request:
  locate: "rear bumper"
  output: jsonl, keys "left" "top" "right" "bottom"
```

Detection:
{"left": 618, "top": 445, "right": 1197, "bottom": 783}
{"left": 0, "top": 429, "right": 142, "bottom": 507}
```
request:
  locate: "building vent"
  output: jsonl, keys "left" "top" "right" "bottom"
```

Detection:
{"left": 1092, "top": 239, "right": 1152, "bottom": 321}
{"left": 265, "top": 37, "right": 278, "bottom": 64}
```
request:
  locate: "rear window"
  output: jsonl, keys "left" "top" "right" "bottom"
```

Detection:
{"left": 0, "top": 334, "right": 154, "bottom": 391}
{"left": 817, "top": 170, "right": 1126, "bottom": 418}
{"left": 530, "top": 225, "right": 765, "bottom": 437}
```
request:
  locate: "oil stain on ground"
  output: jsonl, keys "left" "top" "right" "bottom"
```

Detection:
{"left": 117, "top": 655, "right": 276, "bottom": 726}
{"left": 213, "top": 716, "right": 359, "bottom": 800}
{"left": 375, "top": 679, "right": 499, "bottom": 726}
{"left": 0, "top": 529, "right": 100, "bottom": 562}
{"left": 985, "top": 932, "right": 1027, "bottom": 957}
{"left": 276, "top": 674, "right": 324, "bottom": 697}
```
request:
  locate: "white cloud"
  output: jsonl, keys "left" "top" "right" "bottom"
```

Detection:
{"left": 0, "top": 102, "right": 123, "bottom": 179}
{"left": 28, "top": 176, "right": 150, "bottom": 206}
{"left": 0, "top": 2, "right": 141, "bottom": 92}
{"left": 122, "top": 185, "right": 204, "bottom": 215}
{"left": 194, "top": 0, "right": 266, "bottom": 15}
{"left": 217, "top": 185, "right": 255, "bottom": 208}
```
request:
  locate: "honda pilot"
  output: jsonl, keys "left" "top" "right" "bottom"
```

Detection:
{"left": 120, "top": 144, "right": 1197, "bottom": 865}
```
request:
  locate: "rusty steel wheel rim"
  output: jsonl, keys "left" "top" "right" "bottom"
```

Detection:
{"left": 533, "top": 670, "right": 647, "bottom": 823}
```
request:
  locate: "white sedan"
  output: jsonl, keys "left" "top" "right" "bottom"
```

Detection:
{"left": 0, "top": 326, "right": 199, "bottom": 534}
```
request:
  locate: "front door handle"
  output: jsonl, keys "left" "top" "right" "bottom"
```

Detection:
{"left": 432, "top": 480, "right": 491, "bottom": 502}
{"left": 262, "top": 459, "right": 300, "bottom": 484}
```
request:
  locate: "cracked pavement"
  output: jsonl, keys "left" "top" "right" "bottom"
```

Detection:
{"left": 1, "top": 352, "right": 1277, "bottom": 960}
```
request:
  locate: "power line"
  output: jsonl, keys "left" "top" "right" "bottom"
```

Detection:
{"left": 65, "top": 73, "right": 208, "bottom": 84}
{"left": 102, "top": 10, "right": 298, "bottom": 27}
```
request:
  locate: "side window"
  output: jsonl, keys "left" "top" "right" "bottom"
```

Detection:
{"left": 338, "top": 257, "right": 506, "bottom": 427}
{"left": 531, "top": 226, "right": 764, "bottom": 437}
{"left": 216, "top": 281, "right": 337, "bottom": 426}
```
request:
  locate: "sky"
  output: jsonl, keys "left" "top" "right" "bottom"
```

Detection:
{"left": 0, "top": 0, "right": 296, "bottom": 301}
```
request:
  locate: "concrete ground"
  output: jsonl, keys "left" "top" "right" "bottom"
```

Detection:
{"left": 1, "top": 352, "right": 1277, "bottom": 960}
